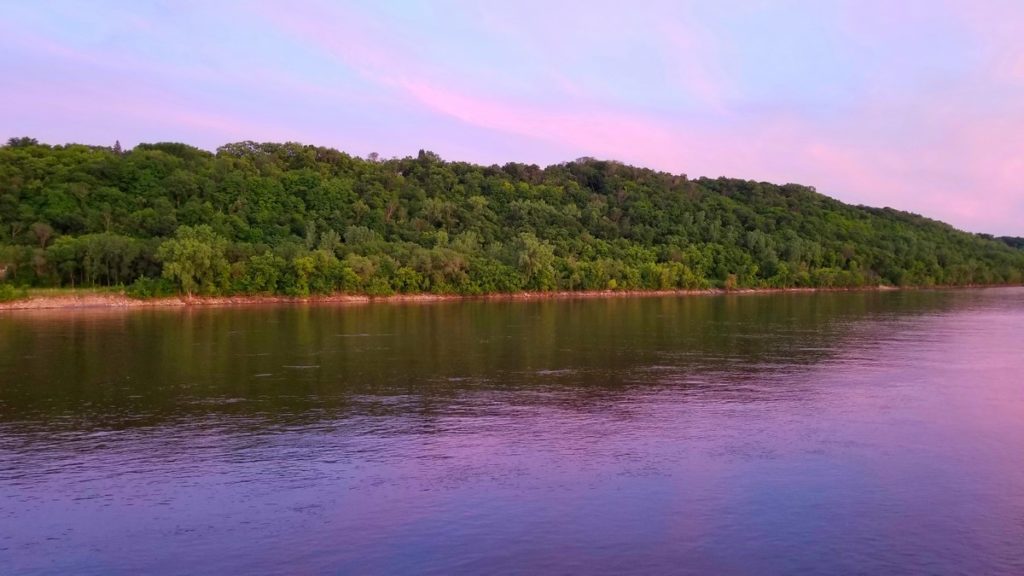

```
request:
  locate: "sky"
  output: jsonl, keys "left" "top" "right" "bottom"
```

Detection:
{"left": 1, "top": 1, "right": 1022, "bottom": 235}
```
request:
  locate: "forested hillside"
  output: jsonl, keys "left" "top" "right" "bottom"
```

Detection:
{"left": 1, "top": 137, "right": 1022, "bottom": 298}
{"left": 995, "top": 236, "right": 1024, "bottom": 250}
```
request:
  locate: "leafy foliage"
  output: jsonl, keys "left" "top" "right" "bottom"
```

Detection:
{"left": 1, "top": 139, "right": 1022, "bottom": 296}
{"left": 995, "top": 236, "right": 1024, "bottom": 250}
{"left": 156, "top": 225, "right": 229, "bottom": 296}
{"left": 0, "top": 283, "right": 27, "bottom": 302}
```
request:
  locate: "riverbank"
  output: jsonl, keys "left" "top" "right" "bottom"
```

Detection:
{"left": 12, "top": 283, "right": 1003, "bottom": 311}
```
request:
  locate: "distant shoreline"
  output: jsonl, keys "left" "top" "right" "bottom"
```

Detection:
{"left": 3, "top": 284, "right": 1018, "bottom": 311}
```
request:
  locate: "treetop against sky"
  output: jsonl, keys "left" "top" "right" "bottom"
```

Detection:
{"left": 1, "top": 1, "right": 1022, "bottom": 235}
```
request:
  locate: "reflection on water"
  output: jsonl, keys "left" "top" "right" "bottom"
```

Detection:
{"left": 2, "top": 289, "right": 1023, "bottom": 575}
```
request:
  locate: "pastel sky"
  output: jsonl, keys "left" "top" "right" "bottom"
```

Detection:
{"left": 2, "top": 1, "right": 1022, "bottom": 234}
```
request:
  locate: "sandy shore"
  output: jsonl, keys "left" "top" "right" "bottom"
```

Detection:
{"left": 0, "top": 285, "right": 932, "bottom": 311}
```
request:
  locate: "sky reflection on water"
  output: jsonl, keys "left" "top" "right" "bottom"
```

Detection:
{"left": 1, "top": 289, "right": 1023, "bottom": 574}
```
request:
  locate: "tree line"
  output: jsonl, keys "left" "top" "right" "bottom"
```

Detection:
{"left": 992, "top": 236, "right": 1024, "bottom": 250}
{"left": 1, "top": 137, "right": 1022, "bottom": 298}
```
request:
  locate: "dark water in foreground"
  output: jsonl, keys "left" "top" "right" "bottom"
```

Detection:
{"left": 1, "top": 289, "right": 1023, "bottom": 575}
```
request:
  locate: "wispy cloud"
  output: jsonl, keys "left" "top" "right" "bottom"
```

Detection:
{"left": 2, "top": 0, "right": 1023, "bottom": 233}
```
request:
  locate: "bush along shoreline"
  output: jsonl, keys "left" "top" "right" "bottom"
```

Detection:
{"left": 1, "top": 137, "right": 1022, "bottom": 301}
{"left": 15, "top": 285, "right": 1024, "bottom": 311}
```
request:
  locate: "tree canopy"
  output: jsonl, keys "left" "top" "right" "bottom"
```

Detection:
{"left": 994, "top": 236, "right": 1024, "bottom": 250}
{"left": 1, "top": 138, "right": 1021, "bottom": 297}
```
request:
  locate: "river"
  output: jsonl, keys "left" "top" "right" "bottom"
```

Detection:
{"left": 2, "top": 288, "right": 1022, "bottom": 574}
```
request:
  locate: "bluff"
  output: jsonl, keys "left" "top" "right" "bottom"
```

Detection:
{"left": 1, "top": 138, "right": 1021, "bottom": 296}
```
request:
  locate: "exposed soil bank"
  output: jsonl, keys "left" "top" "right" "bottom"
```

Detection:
{"left": 22, "top": 284, "right": 1020, "bottom": 312}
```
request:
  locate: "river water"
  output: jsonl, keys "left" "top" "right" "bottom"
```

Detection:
{"left": 1, "top": 289, "right": 1022, "bottom": 574}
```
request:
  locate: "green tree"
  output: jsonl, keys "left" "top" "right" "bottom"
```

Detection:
{"left": 0, "top": 137, "right": 1021, "bottom": 297}
{"left": 157, "top": 225, "right": 229, "bottom": 296}
{"left": 514, "top": 233, "right": 556, "bottom": 291}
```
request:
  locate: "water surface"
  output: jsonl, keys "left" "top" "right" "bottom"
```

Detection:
{"left": 2, "top": 289, "right": 1023, "bottom": 574}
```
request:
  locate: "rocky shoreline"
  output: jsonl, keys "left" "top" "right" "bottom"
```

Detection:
{"left": 0, "top": 284, "right": 930, "bottom": 311}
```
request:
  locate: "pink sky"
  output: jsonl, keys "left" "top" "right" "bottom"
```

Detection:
{"left": 1, "top": 1, "right": 1022, "bottom": 234}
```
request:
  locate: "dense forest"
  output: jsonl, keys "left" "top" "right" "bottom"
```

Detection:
{"left": 1, "top": 137, "right": 1022, "bottom": 298}
{"left": 995, "top": 236, "right": 1024, "bottom": 250}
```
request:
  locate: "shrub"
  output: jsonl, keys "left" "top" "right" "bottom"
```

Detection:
{"left": 0, "top": 283, "right": 27, "bottom": 302}
{"left": 126, "top": 276, "right": 177, "bottom": 299}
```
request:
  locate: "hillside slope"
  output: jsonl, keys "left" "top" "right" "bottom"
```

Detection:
{"left": 1, "top": 138, "right": 1021, "bottom": 296}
